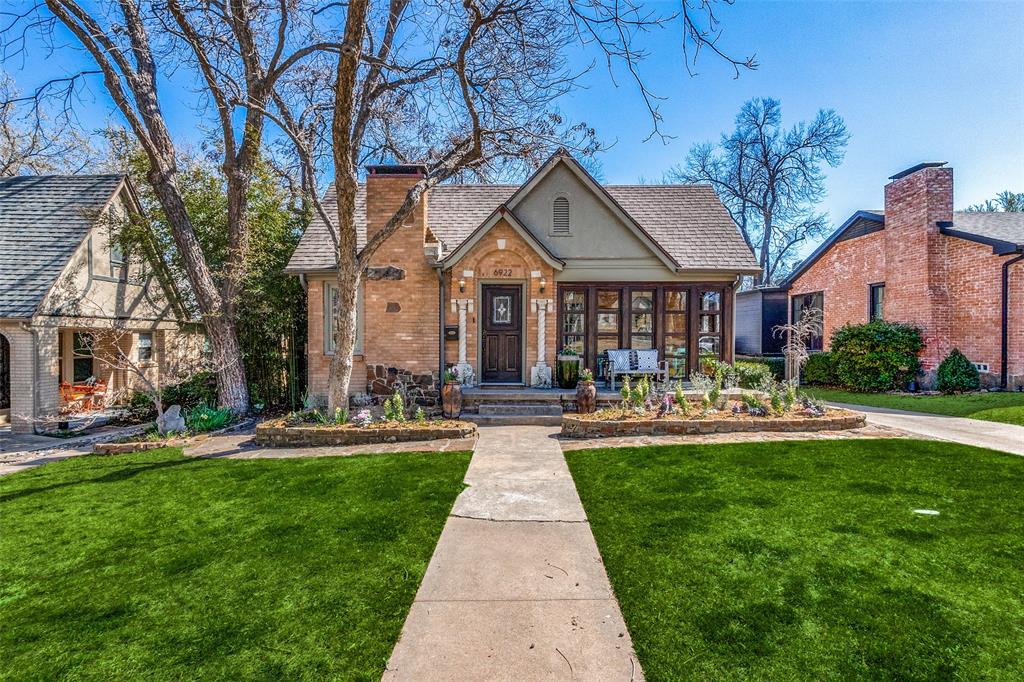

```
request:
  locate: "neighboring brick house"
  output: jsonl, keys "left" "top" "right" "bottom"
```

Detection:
{"left": 286, "top": 150, "right": 761, "bottom": 406}
{"left": 0, "top": 175, "right": 202, "bottom": 434}
{"left": 784, "top": 162, "right": 1024, "bottom": 389}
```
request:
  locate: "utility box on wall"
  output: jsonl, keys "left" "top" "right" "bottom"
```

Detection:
{"left": 444, "top": 325, "right": 459, "bottom": 341}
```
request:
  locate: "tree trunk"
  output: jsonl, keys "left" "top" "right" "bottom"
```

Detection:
{"left": 327, "top": 263, "right": 360, "bottom": 411}
{"left": 206, "top": 314, "right": 250, "bottom": 414}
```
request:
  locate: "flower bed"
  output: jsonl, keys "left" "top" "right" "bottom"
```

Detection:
{"left": 254, "top": 418, "right": 477, "bottom": 447}
{"left": 561, "top": 407, "right": 865, "bottom": 438}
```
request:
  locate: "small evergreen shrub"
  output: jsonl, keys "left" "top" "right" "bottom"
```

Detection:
{"left": 830, "top": 321, "right": 924, "bottom": 392}
{"left": 803, "top": 352, "right": 838, "bottom": 386}
{"left": 936, "top": 348, "right": 980, "bottom": 393}
{"left": 736, "top": 356, "right": 785, "bottom": 380}
{"left": 733, "top": 361, "right": 774, "bottom": 389}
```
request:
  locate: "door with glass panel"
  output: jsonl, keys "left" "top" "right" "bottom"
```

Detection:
{"left": 662, "top": 288, "right": 689, "bottom": 379}
{"left": 697, "top": 289, "right": 723, "bottom": 374}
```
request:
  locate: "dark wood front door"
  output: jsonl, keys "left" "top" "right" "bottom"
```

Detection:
{"left": 481, "top": 285, "right": 522, "bottom": 383}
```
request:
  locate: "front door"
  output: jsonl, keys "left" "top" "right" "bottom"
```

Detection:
{"left": 481, "top": 285, "right": 522, "bottom": 383}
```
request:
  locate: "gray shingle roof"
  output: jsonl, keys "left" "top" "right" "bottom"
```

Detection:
{"left": 0, "top": 174, "right": 125, "bottom": 317}
{"left": 286, "top": 181, "right": 759, "bottom": 273}
{"left": 950, "top": 211, "right": 1024, "bottom": 248}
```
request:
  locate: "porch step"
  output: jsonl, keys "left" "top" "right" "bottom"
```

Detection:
{"left": 478, "top": 403, "right": 562, "bottom": 417}
{"left": 463, "top": 413, "right": 563, "bottom": 427}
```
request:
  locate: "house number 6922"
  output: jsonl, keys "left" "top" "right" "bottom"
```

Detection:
{"left": 492, "top": 268, "right": 513, "bottom": 277}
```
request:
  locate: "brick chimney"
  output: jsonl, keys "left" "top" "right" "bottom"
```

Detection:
{"left": 362, "top": 164, "right": 439, "bottom": 374}
{"left": 883, "top": 162, "right": 953, "bottom": 374}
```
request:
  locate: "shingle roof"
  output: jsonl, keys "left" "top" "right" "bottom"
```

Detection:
{"left": 0, "top": 174, "right": 125, "bottom": 318}
{"left": 949, "top": 211, "right": 1024, "bottom": 248}
{"left": 286, "top": 181, "right": 760, "bottom": 273}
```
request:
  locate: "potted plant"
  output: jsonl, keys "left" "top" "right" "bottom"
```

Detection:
{"left": 576, "top": 368, "right": 597, "bottom": 413}
{"left": 557, "top": 348, "right": 581, "bottom": 389}
{"left": 441, "top": 366, "right": 462, "bottom": 418}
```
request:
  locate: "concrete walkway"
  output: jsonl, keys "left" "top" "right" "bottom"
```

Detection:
{"left": 830, "top": 402, "right": 1024, "bottom": 456}
{"left": 384, "top": 425, "right": 642, "bottom": 681}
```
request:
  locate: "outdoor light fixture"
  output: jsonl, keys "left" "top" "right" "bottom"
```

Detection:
{"left": 459, "top": 278, "right": 466, "bottom": 293}
{"left": 540, "top": 277, "right": 547, "bottom": 293}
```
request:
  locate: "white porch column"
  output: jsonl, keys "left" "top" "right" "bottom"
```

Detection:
{"left": 451, "top": 298, "right": 475, "bottom": 385}
{"left": 530, "top": 298, "right": 553, "bottom": 387}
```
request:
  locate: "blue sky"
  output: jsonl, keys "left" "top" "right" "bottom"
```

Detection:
{"left": 562, "top": 0, "right": 1024, "bottom": 233}
{"left": 7, "top": 1, "right": 1023, "bottom": 253}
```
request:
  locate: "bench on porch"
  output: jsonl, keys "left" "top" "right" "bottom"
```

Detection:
{"left": 603, "top": 349, "right": 669, "bottom": 391}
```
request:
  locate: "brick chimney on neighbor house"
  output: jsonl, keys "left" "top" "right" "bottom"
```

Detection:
{"left": 883, "top": 162, "right": 954, "bottom": 374}
{"left": 362, "top": 164, "right": 439, "bottom": 374}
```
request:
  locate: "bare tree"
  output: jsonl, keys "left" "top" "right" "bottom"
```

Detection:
{"left": 255, "top": 0, "right": 756, "bottom": 410}
{"left": 774, "top": 305, "right": 822, "bottom": 381}
{"left": 0, "top": 0, "right": 337, "bottom": 414}
{"left": 672, "top": 97, "right": 849, "bottom": 285}
{"left": 0, "top": 75, "right": 96, "bottom": 175}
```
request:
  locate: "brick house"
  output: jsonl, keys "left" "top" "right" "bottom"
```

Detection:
{"left": 286, "top": 150, "right": 761, "bottom": 406}
{"left": 0, "top": 175, "right": 202, "bottom": 434}
{"left": 784, "top": 162, "right": 1024, "bottom": 389}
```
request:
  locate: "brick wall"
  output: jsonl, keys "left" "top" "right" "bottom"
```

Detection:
{"left": 0, "top": 323, "right": 36, "bottom": 434}
{"left": 306, "top": 274, "right": 367, "bottom": 400}
{"left": 363, "top": 173, "right": 440, "bottom": 378}
{"left": 443, "top": 218, "right": 557, "bottom": 381}
{"left": 790, "top": 163, "right": 1023, "bottom": 389}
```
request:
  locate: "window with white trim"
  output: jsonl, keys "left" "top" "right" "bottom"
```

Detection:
{"left": 137, "top": 333, "right": 154, "bottom": 362}
{"left": 551, "top": 196, "right": 570, "bottom": 235}
{"left": 324, "top": 282, "right": 364, "bottom": 355}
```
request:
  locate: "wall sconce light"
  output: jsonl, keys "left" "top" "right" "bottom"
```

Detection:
{"left": 539, "top": 277, "right": 547, "bottom": 293}
{"left": 458, "top": 278, "right": 466, "bottom": 293}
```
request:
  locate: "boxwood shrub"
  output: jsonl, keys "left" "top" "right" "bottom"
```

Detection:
{"left": 936, "top": 348, "right": 980, "bottom": 393}
{"left": 802, "top": 352, "right": 838, "bottom": 386}
{"left": 830, "top": 321, "right": 924, "bottom": 392}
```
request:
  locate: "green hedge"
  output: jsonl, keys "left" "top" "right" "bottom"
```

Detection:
{"left": 162, "top": 371, "right": 218, "bottom": 410}
{"left": 936, "top": 348, "right": 980, "bottom": 393}
{"left": 803, "top": 352, "right": 838, "bottom": 386}
{"left": 830, "top": 321, "right": 924, "bottom": 392}
{"left": 736, "top": 356, "right": 785, "bottom": 381}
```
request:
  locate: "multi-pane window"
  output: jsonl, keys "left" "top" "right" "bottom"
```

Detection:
{"left": 663, "top": 289, "right": 688, "bottom": 378}
{"left": 560, "top": 289, "right": 586, "bottom": 355}
{"left": 630, "top": 290, "right": 654, "bottom": 350}
{"left": 557, "top": 284, "right": 728, "bottom": 379}
{"left": 324, "top": 282, "right": 364, "bottom": 355}
{"left": 137, "top": 333, "right": 153, "bottom": 362}
{"left": 791, "top": 292, "right": 824, "bottom": 352}
{"left": 697, "top": 290, "right": 722, "bottom": 372}
{"left": 73, "top": 332, "right": 94, "bottom": 383}
{"left": 869, "top": 283, "right": 885, "bottom": 321}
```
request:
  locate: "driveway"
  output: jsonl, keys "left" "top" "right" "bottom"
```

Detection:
{"left": 829, "top": 402, "right": 1024, "bottom": 456}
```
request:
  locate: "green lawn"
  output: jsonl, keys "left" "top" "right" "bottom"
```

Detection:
{"left": 805, "top": 387, "right": 1024, "bottom": 426}
{"left": 566, "top": 440, "right": 1024, "bottom": 681}
{"left": 0, "top": 448, "right": 470, "bottom": 681}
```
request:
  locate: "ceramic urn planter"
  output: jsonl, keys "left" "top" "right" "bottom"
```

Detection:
{"left": 441, "top": 380, "right": 463, "bottom": 418}
{"left": 576, "top": 379, "right": 597, "bottom": 414}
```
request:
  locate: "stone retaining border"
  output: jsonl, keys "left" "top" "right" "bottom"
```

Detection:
{"left": 561, "top": 411, "right": 865, "bottom": 438}
{"left": 254, "top": 421, "right": 477, "bottom": 447}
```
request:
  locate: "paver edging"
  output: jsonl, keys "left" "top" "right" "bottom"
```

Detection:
{"left": 560, "top": 410, "right": 866, "bottom": 438}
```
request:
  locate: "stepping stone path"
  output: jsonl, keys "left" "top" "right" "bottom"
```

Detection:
{"left": 384, "top": 425, "right": 642, "bottom": 681}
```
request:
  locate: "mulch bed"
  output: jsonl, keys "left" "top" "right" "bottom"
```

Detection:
{"left": 561, "top": 408, "right": 865, "bottom": 438}
{"left": 254, "top": 419, "right": 477, "bottom": 447}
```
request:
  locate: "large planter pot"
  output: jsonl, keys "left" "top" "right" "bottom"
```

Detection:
{"left": 556, "top": 355, "right": 581, "bottom": 389}
{"left": 442, "top": 381, "right": 463, "bottom": 418}
{"left": 576, "top": 380, "right": 597, "bottom": 414}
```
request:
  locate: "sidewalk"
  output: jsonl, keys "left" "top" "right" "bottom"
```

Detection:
{"left": 829, "top": 402, "right": 1024, "bottom": 456}
{"left": 384, "top": 425, "right": 642, "bottom": 681}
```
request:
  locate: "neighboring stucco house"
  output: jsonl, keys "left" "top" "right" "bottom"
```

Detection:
{"left": 286, "top": 150, "right": 761, "bottom": 406}
{"left": 0, "top": 175, "right": 202, "bottom": 433}
{"left": 784, "top": 162, "right": 1024, "bottom": 389}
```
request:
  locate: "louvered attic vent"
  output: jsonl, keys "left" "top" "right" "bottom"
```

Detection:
{"left": 552, "top": 196, "right": 570, "bottom": 235}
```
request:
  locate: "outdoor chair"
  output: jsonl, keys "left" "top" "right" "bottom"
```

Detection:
{"left": 604, "top": 349, "right": 669, "bottom": 390}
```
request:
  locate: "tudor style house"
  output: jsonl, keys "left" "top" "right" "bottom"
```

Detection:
{"left": 0, "top": 175, "right": 202, "bottom": 433}
{"left": 286, "top": 150, "right": 760, "bottom": 405}
{"left": 785, "top": 162, "right": 1024, "bottom": 389}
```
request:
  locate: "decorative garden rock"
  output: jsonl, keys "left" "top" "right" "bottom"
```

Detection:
{"left": 157, "top": 405, "right": 186, "bottom": 435}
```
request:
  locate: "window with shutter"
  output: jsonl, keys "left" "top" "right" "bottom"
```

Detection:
{"left": 552, "top": 196, "right": 570, "bottom": 235}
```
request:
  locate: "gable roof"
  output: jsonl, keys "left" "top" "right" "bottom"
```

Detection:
{"left": 0, "top": 174, "right": 127, "bottom": 318}
{"left": 439, "top": 205, "right": 565, "bottom": 270}
{"left": 286, "top": 170, "right": 760, "bottom": 274}
{"left": 783, "top": 208, "right": 1024, "bottom": 287}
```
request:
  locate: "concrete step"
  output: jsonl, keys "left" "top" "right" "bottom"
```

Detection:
{"left": 463, "top": 414, "right": 564, "bottom": 427}
{"left": 478, "top": 403, "right": 562, "bottom": 417}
